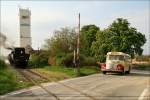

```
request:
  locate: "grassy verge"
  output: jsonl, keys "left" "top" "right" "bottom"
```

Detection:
{"left": 132, "top": 63, "right": 150, "bottom": 71}
{"left": 31, "top": 69, "right": 70, "bottom": 81}
{"left": 44, "top": 66, "right": 100, "bottom": 77}
{"left": 0, "top": 69, "right": 18, "bottom": 95}
{"left": 0, "top": 64, "right": 100, "bottom": 95}
{"left": 0, "top": 66, "right": 32, "bottom": 95}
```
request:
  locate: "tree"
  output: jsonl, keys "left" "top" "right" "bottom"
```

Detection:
{"left": 44, "top": 27, "right": 77, "bottom": 54}
{"left": 109, "top": 18, "right": 146, "bottom": 57}
{"left": 80, "top": 25, "right": 99, "bottom": 56}
{"left": 91, "top": 29, "right": 113, "bottom": 62}
{"left": 43, "top": 27, "right": 77, "bottom": 65}
{"left": 91, "top": 18, "right": 146, "bottom": 62}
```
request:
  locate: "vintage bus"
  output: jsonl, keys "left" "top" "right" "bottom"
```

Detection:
{"left": 101, "top": 52, "right": 132, "bottom": 74}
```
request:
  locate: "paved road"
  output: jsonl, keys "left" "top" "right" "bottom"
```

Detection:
{"left": 1, "top": 70, "right": 150, "bottom": 100}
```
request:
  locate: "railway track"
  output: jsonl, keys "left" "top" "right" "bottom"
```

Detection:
{"left": 15, "top": 68, "right": 98, "bottom": 100}
{"left": 26, "top": 69, "right": 98, "bottom": 100}
{"left": 16, "top": 69, "right": 60, "bottom": 100}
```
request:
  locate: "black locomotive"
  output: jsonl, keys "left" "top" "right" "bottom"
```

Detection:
{"left": 8, "top": 47, "right": 30, "bottom": 68}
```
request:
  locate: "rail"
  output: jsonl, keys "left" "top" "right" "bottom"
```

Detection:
{"left": 27, "top": 69, "right": 98, "bottom": 100}
{"left": 17, "top": 69, "right": 60, "bottom": 100}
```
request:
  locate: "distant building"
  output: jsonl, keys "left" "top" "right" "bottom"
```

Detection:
{"left": 19, "top": 8, "right": 31, "bottom": 48}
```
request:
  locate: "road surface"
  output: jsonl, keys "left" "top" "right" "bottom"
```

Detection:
{"left": 1, "top": 70, "right": 150, "bottom": 100}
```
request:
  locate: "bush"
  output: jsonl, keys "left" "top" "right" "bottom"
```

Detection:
{"left": 61, "top": 53, "right": 97, "bottom": 67}
{"left": 29, "top": 51, "right": 49, "bottom": 68}
{"left": 28, "top": 54, "right": 39, "bottom": 67}
{"left": 55, "top": 53, "right": 66, "bottom": 66}
{"left": 61, "top": 53, "right": 74, "bottom": 67}
{"left": 48, "top": 56, "right": 56, "bottom": 65}
{"left": 82, "top": 57, "right": 97, "bottom": 66}
{"left": 95, "top": 55, "right": 106, "bottom": 63}
{"left": 0, "top": 58, "right": 7, "bottom": 69}
{"left": 135, "top": 56, "right": 150, "bottom": 62}
{"left": 132, "top": 63, "right": 150, "bottom": 70}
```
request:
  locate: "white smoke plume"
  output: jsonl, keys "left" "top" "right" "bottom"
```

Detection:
{"left": 0, "top": 32, "right": 6, "bottom": 47}
{"left": 0, "top": 32, "right": 15, "bottom": 62}
{"left": 0, "top": 32, "right": 13, "bottom": 50}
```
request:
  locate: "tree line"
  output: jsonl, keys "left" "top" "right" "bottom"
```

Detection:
{"left": 30, "top": 18, "right": 146, "bottom": 67}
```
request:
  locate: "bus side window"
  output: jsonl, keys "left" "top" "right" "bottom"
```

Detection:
{"left": 127, "top": 56, "right": 130, "bottom": 62}
{"left": 125, "top": 56, "right": 129, "bottom": 61}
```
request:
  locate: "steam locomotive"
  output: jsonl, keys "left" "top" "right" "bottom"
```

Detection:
{"left": 8, "top": 47, "right": 30, "bottom": 68}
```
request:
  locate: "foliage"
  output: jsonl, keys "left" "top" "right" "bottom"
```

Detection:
{"left": 0, "top": 58, "right": 7, "bottom": 69}
{"left": 0, "top": 66, "right": 32, "bottom": 95}
{"left": 48, "top": 56, "right": 56, "bottom": 66}
{"left": 29, "top": 50, "right": 49, "bottom": 67}
{"left": 44, "top": 27, "right": 77, "bottom": 55}
{"left": 91, "top": 30, "right": 113, "bottom": 62}
{"left": 132, "top": 63, "right": 150, "bottom": 71}
{"left": 80, "top": 25, "right": 99, "bottom": 56}
{"left": 82, "top": 56, "right": 97, "bottom": 66}
{"left": 0, "top": 68, "right": 17, "bottom": 95}
{"left": 43, "top": 18, "right": 146, "bottom": 65}
{"left": 135, "top": 55, "right": 150, "bottom": 62}
{"left": 43, "top": 27, "right": 77, "bottom": 66}
{"left": 91, "top": 18, "right": 146, "bottom": 62}
{"left": 108, "top": 18, "right": 146, "bottom": 56}
{"left": 60, "top": 53, "right": 97, "bottom": 67}
{"left": 43, "top": 26, "right": 98, "bottom": 66}
{"left": 61, "top": 53, "right": 74, "bottom": 67}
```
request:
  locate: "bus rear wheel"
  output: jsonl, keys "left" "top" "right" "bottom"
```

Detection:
{"left": 125, "top": 69, "right": 130, "bottom": 74}
{"left": 125, "top": 66, "right": 131, "bottom": 74}
{"left": 102, "top": 71, "right": 107, "bottom": 74}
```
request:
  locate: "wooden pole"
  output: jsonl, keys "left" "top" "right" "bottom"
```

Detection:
{"left": 77, "top": 13, "right": 80, "bottom": 75}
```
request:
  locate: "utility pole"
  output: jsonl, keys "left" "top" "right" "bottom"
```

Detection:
{"left": 77, "top": 13, "right": 80, "bottom": 75}
{"left": 73, "top": 49, "right": 76, "bottom": 70}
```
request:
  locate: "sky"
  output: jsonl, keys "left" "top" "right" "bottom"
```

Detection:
{"left": 1, "top": 0, "right": 150, "bottom": 55}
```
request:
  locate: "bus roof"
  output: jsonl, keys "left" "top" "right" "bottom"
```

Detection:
{"left": 107, "top": 52, "right": 130, "bottom": 57}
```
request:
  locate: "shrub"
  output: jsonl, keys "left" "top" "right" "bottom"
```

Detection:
{"left": 55, "top": 53, "right": 66, "bottom": 66}
{"left": 82, "top": 57, "right": 97, "bottom": 66}
{"left": 29, "top": 51, "right": 49, "bottom": 68}
{"left": 0, "top": 58, "right": 7, "bottom": 69}
{"left": 61, "top": 53, "right": 96, "bottom": 67}
{"left": 61, "top": 53, "right": 74, "bottom": 67}
{"left": 48, "top": 56, "right": 56, "bottom": 65}
{"left": 135, "top": 56, "right": 150, "bottom": 62}
{"left": 95, "top": 55, "right": 106, "bottom": 63}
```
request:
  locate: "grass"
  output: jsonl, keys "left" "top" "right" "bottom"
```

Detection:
{"left": 0, "top": 69, "right": 18, "bottom": 95}
{"left": 0, "top": 65, "right": 32, "bottom": 95}
{"left": 0, "top": 56, "right": 100, "bottom": 95}
{"left": 44, "top": 66, "right": 100, "bottom": 77}
{"left": 132, "top": 63, "right": 150, "bottom": 70}
{"left": 31, "top": 69, "right": 70, "bottom": 81}
{"left": 44, "top": 66, "right": 77, "bottom": 77}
